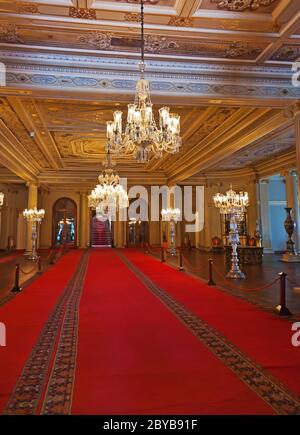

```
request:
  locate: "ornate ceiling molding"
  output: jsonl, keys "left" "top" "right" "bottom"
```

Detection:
{"left": 225, "top": 41, "right": 261, "bottom": 58}
{"left": 77, "top": 32, "right": 113, "bottom": 49}
{"left": 124, "top": 12, "right": 141, "bottom": 22}
{"left": 69, "top": 7, "right": 97, "bottom": 20}
{"left": 5, "top": 66, "right": 300, "bottom": 101}
{"left": 0, "top": 24, "right": 23, "bottom": 44}
{"left": 0, "top": 99, "right": 49, "bottom": 170}
{"left": 211, "top": 0, "right": 277, "bottom": 12}
{"left": 17, "top": 2, "right": 39, "bottom": 14}
{"left": 168, "top": 17, "right": 193, "bottom": 27}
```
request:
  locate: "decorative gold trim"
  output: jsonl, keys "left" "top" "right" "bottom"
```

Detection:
{"left": 69, "top": 7, "right": 96, "bottom": 20}
{"left": 211, "top": 0, "right": 277, "bottom": 12}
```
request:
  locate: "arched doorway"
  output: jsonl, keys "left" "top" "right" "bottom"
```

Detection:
{"left": 52, "top": 198, "right": 77, "bottom": 247}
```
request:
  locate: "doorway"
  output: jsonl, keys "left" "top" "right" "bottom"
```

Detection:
{"left": 52, "top": 198, "right": 77, "bottom": 247}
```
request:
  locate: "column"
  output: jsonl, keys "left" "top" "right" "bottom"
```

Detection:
{"left": 259, "top": 180, "right": 272, "bottom": 253}
{"left": 295, "top": 113, "right": 300, "bottom": 198}
{"left": 80, "top": 193, "right": 87, "bottom": 248}
{"left": 114, "top": 211, "right": 125, "bottom": 248}
{"left": 202, "top": 184, "right": 221, "bottom": 250}
{"left": 86, "top": 206, "right": 91, "bottom": 248}
{"left": 26, "top": 182, "right": 38, "bottom": 254}
{"left": 247, "top": 179, "right": 259, "bottom": 237}
{"left": 285, "top": 171, "right": 300, "bottom": 252}
{"left": 0, "top": 189, "right": 8, "bottom": 249}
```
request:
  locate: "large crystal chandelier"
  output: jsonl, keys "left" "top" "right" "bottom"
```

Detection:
{"left": 106, "top": 0, "right": 181, "bottom": 163}
{"left": 88, "top": 149, "right": 128, "bottom": 213}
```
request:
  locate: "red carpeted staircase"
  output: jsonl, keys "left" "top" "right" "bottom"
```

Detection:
{"left": 91, "top": 216, "right": 112, "bottom": 247}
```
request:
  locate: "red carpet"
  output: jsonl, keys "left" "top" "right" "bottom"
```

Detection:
{"left": 123, "top": 250, "right": 300, "bottom": 398}
{"left": 0, "top": 249, "right": 83, "bottom": 413}
{"left": 72, "top": 249, "right": 273, "bottom": 415}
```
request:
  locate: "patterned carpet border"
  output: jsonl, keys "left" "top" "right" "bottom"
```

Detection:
{"left": 118, "top": 251, "right": 300, "bottom": 416}
{"left": 41, "top": 252, "right": 89, "bottom": 415}
{"left": 3, "top": 251, "right": 89, "bottom": 415}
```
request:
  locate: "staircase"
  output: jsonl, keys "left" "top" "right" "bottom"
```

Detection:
{"left": 92, "top": 216, "right": 112, "bottom": 247}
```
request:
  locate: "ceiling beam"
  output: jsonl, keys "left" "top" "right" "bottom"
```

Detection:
{"left": 167, "top": 109, "right": 291, "bottom": 184}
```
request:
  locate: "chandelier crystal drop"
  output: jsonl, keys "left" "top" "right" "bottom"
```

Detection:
{"left": 88, "top": 150, "right": 129, "bottom": 212}
{"left": 106, "top": 0, "right": 182, "bottom": 163}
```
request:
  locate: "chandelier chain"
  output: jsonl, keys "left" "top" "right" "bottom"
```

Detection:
{"left": 141, "top": 0, "right": 144, "bottom": 66}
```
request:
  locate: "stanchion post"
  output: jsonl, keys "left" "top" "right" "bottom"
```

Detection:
{"left": 161, "top": 246, "right": 166, "bottom": 262}
{"left": 37, "top": 256, "right": 42, "bottom": 274}
{"left": 11, "top": 263, "right": 22, "bottom": 292}
{"left": 275, "top": 272, "right": 291, "bottom": 316}
{"left": 178, "top": 249, "right": 184, "bottom": 271}
{"left": 208, "top": 258, "right": 216, "bottom": 286}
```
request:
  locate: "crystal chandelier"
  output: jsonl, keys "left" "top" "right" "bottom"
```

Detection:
{"left": 23, "top": 207, "right": 45, "bottom": 222}
{"left": 213, "top": 186, "right": 249, "bottom": 218}
{"left": 213, "top": 186, "right": 249, "bottom": 280}
{"left": 88, "top": 149, "right": 129, "bottom": 213}
{"left": 106, "top": 0, "right": 181, "bottom": 163}
{"left": 161, "top": 208, "right": 181, "bottom": 223}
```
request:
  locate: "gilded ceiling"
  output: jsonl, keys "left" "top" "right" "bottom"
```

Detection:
{"left": 0, "top": 0, "right": 299, "bottom": 188}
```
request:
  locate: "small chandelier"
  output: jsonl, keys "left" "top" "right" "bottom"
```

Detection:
{"left": 0, "top": 192, "right": 4, "bottom": 207}
{"left": 23, "top": 207, "right": 45, "bottom": 222}
{"left": 106, "top": 0, "right": 181, "bottom": 163}
{"left": 213, "top": 186, "right": 249, "bottom": 219}
{"left": 88, "top": 149, "right": 129, "bottom": 212}
{"left": 161, "top": 207, "right": 181, "bottom": 222}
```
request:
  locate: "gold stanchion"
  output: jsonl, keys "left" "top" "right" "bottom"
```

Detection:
{"left": 274, "top": 272, "right": 292, "bottom": 316}
{"left": 207, "top": 258, "right": 216, "bottom": 286}
{"left": 178, "top": 249, "right": 184, "bottom": 271}
{"left": 11, "top": 264, "right": 22, "bottom": 292}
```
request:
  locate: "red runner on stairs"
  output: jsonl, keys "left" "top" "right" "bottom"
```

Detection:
{"left": 72, "top": 249, "right": 274, "bottom": 415}
{"left": 0, "top": 249, "right": 83, "bottom": 413}
{"left": 123, "top": 250, "right": 300, "bottom": 398}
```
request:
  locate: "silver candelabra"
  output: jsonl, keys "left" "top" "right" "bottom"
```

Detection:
{"left": 213, "top": 186, "right": 249, "bottom": 280}
{"left": 23, "top": 207, "right": 45, "bottom": 261}
{"left": 161, "top": 208, "right": 181, "bottom": 256}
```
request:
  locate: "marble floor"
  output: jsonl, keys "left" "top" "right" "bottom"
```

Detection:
{"left": 148, "top": 248, "right": 300, "bottom": 316}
